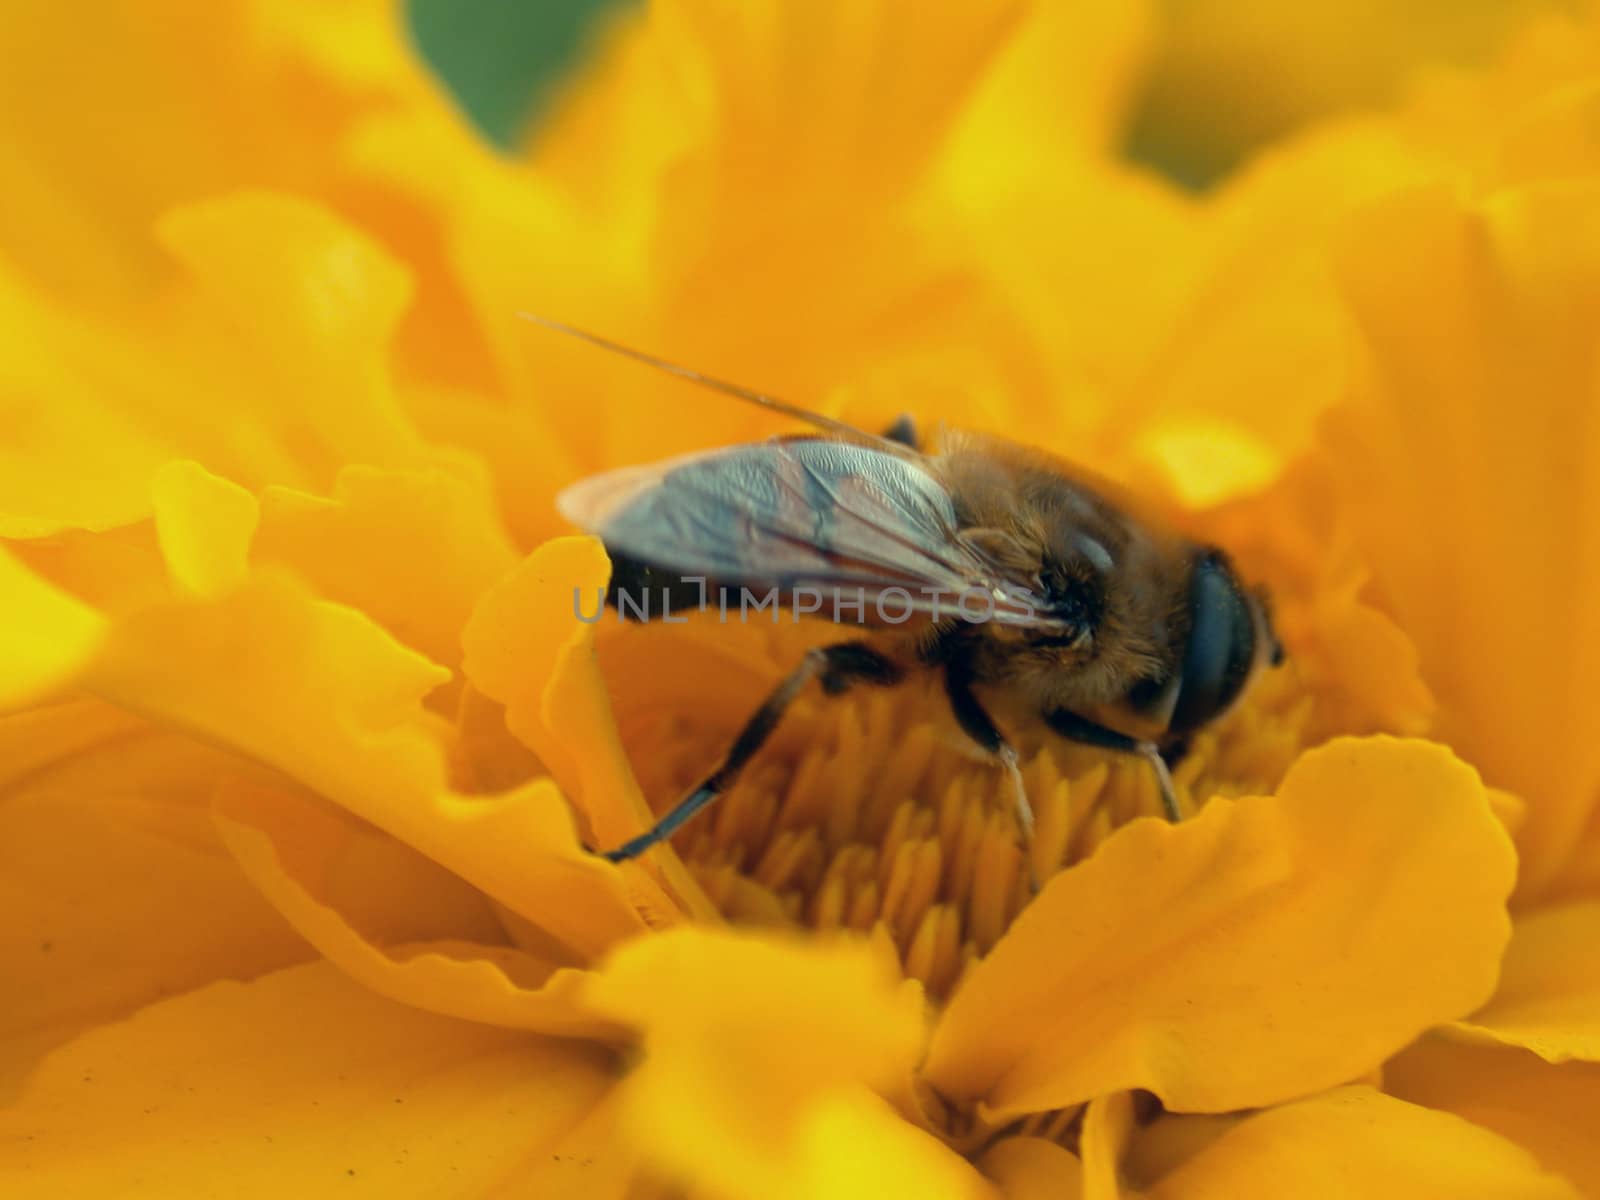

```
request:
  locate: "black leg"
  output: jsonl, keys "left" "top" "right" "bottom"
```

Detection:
{"left": 600, "top": 642, "right": 902, "bottom": 862}
{"left": 1044, "top": 709, "right": 1182, "bottom": 821}
{"left": 944, "top": 666, "right": 1038, "bottom": 889}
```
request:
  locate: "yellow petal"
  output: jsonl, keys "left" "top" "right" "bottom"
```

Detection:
{"left": 1328, "top": 182, "right": 1600, "bottom": 896}
{"left": 981, "top": 1137, "right": 1084, "bottom": 1200}
{"left": 0, "top": 5, "right": 275, "bottom": 303}
{"left": 1302, "top": 581, "right": 1438, "bottom": 738}
{"left": 944, "top": 74, "right": 1441, "bottom": 491}
{"left": 463, "top": 536, "right": 625, "bottom": 813}
{"left": 1082, "top": 1093, "right": 1139, "bottom": 1200}
{"left": 434, "top": 161, "right": 673, "bottom": 469}
{"left": 447, "top": 0, "right": 1035, "bottom": 472}
{"left": 795, "top": 1091, "right": 999, "bottom": 1200}
{"left": 585, "top": 924, "right": 923, "bottom": 1111}
{"left": 938, "top": 155, "right": 1201, "bottom": 449}
{"left": 275, "top": 11, "right": 506, "bottom": 395}
{"left": 1493, "top": 79, "right": 1600, "bottom": 187}
{"left": 0, "top": 263, "right": 185, "bottom": 537}
{"left": 1454, "top": 901, "right": 1600, "bottom": 1062}
{"left": 1390, "top": 28, "right": 1600, "bottom": 191}
{"left": 1194, "top": 459, "right": 1436, "bottom": 742}
{"left": 0, "top": 547, "right": 105, "bottom": 709}
{"left": 1121, "top": 122, "right": 1438, "bottom": 496}
{"left": 0, "top": 188, "right": 455, "bottom": 539}
{"left": 1147, "top": 1086, "right": 1576, "bottom": 1199}
{"left": 1124, "top": 1113, "right": 1244, "bottom": 1190}
{"left": 0, "top": 1, "right": 426, "bottom": 309}
{"left": 0, "top": 701, "right": 310, "bottom": 1091}
{"left": 509, "top": 1088, "right": 674, "bottom": 1200}
{"left": 68, "top": 550, "right": 646, "bottom": 959}
{"left": 1489, "top": 786, "right": 1530, "bottom": 836}
{"left": 157, "top": 192, "right": 425, "bottom": 484}
{"left": 931, "top": 0, "right": 1184, "bottom": 443}
{"left": 1554, "top": 815, "right": 1600, "bottom": 897}
{"left": 150, "top": 459, "right": 259, "bottom": 597}
{"left": 1387, "top": 1033, "right": 1600, "bottom": 1197}
{"left": 400, "top": 380, "right": 583, "bottom": 549}
{"left": 1131, "top": 417, "right": 1281, "bottom": 509}
{"left": 3, "top": 185, "right": 450, "bottom": 538}
{"left": 651, "top": 0, "right": 1025, "bottom": 205}
{"left": 925, "top": 737, "right": 1514, "bottom": 1116}
{"left": 1132, "top": 0, "right": 1549, "bottom": 185}
{"left": 462, "top": 536, "right": 714, "bottom": 921}
{"left": 943, "top": 0, "right": 1153, "bottom": 161}
{"left": 0, "top": 961, "right": 621, "bottom": 1196}
{"left": 214, "top": 777, "right": 624, "bottom": 1041}
{"left": 8, "top": 523, "right": 185, "bottom": 630}
{"left": 584, "top": 926, "right": 990, "bottom": 1200}
{"left": 627, "top": 0, "right": 1031, "bottom": 396}
{"left": 255, "top": 464, "right": 517, "bottom": 667}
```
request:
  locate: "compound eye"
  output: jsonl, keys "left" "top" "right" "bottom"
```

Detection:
{"left": 1169, "top": 553, "right": 1259, "bottom": 735}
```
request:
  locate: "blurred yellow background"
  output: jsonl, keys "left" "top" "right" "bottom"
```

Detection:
{"left": 410, "top": 0, "right": 1584, "bottom": 185}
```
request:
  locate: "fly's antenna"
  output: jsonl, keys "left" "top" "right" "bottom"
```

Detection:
{"left": 517, "top": 313, "right": 921, "bottom": 458}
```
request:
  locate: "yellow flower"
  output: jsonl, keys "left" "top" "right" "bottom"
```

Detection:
{"left": 2, "top": 2, "right": 1599, "bottom": 1197}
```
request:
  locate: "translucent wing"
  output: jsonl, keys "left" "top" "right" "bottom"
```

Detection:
{"left": 558, "top": 437, "right": 1064, "bottom": 628}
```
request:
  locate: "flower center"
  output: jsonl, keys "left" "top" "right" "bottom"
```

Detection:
{"left": 612, "top": 625, "right": 1314, "bottom": 1001}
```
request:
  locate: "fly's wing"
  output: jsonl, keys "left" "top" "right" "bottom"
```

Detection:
{"left": 558, "top": 438, "right": 1060, "bottom": 627}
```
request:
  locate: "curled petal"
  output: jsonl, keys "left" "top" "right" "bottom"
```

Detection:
{"left": 462, "top": 536, "right": 614, "bottom": 800}
{"left": 1082, "top": 1093, "right": 1137, "bottom": 1200}
{"left": 1386, "top": 1033, "right": 1600, "bottom": 1198}
{"left": 1124, "top": 1113, "right": 1244, "bottom": 1190}
{"left": 0, "top": 547, "right": 105, "bottom": 709}
{"left": 1455, "top": 901, "right": 1600, "bottom": 1063}
{"left": 462, "top": 536, "right": 715, "bottom": 920}
{"left": 214, "top": 778, "right": 625, "bottom": 1041}
{"left": 1146, "top": 1087, "right": 1578, "bottom": 1200}
{"left": 6, "top": 534, "right": 650, "bottom": 959}
{"left": 3, "top": 454, "right": 655, "bottom": 957}
{"left": 255, "top": 464, "right": 517, "bottom": 668}
{"left": 925, "top": 737, "right": 1515, "bottom": 1116}
{"left": 0, "top": 702, "right": 310, "bottom": 1087}
{"left": 150, "top": 460, "right": 258, "bottom": 598}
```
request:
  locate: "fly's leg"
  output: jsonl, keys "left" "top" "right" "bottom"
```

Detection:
{"left": 943, "top": 666, "right": 1040, "bottom": 892}
{"left": 1044, "top": 708, "right": 1183, "bottom": 822}
{"left": 599, "top": 642, "right": 902, "bottom": 863}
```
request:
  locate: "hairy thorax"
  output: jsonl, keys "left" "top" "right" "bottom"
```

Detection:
{"left": 930, "top": 434, "right": 1189, "bottom": 724}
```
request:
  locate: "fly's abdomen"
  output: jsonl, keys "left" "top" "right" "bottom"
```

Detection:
{"left": 605, "top": 552, "right": 719, "bottom": 622}
{"left": 604, "top": 550, "right": 887, "bottom": 626}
